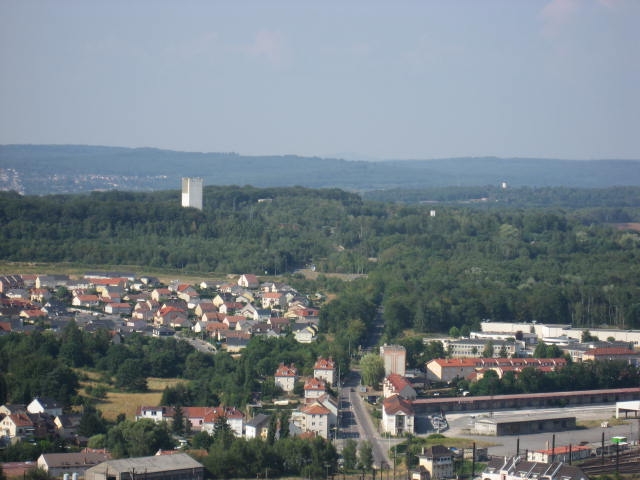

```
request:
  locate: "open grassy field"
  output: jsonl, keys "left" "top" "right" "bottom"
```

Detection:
{"left": 79, "top": 371, "right": 185, "bottom": 421}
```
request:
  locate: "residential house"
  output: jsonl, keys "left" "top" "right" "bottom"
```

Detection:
{"left": 252, "top": 323, "right": 283, "bottom": 338}
{"left": 0, "top": 404, "right": 26, "bottom": 416}
{"left": 275, "top": 363, "right": 298, "bottom": 393}
{"left": 132, "top": 301, "right": 155, "bottom": 321}
{"left": 286, "top": 307, "right": 320, "bottom": 324}
{"left": 383, "top": 374, "right": 417, "bottom": 400}
{"left": 298, "top": 402, "right": 330, "bottom": 439}
{"left": 90, "top": 278, "right": 125, "bottom": 296}
{"left": 236, "top": 291, "right": 255, "bottom": 305}
{"left": 411, "top": 445, "right": 454, "bottom": 480}
{"left": 235, "top": 318, "right": 257, "bottom": 334}
{"left": 245, "top": 413, "right": 270, "bottom": 440}
{"left": 261, "top": 292, "right": 284, "bottom": 309}
{"left": 100, "top": 285, "right": 124, "bottom": 303}
{"left": 219, "top": 302, "right": 244, "bottom": 315}
{"left": 194, "top": 301, "right": 217, "bottom": 318}
{"left": 481, "top": 456, "right": 588, "bottom": 480}
{"left": 104, "top": 302, "right": 132, "bottom": 315}
{"left": 37, "top": 451, "right": 111, "bottom": 478}
{"left": 28, "top": 397, "right": 63, "bottom": 417}
{"left": 54, "top": 414, "right": 82, "bottom": 440}
{"left": 135, "top": 406, "right": 175, "bottom": 423}
{"left": 293, "top": 324, "right": 318, "bottom": 344}
{"left": 381, "top": 394, "right": 414, "bottom": 436}
{"left": 183, "top": 406, "right": 244, "bottom": 437}
{"left": 238, "top": 274, "right": 259, "bottom": 289}
{"left": 204, "top": 321, "right": 228, "bottom": 340}
{"left": 0, "top": 412, "right": 34, "bottom": 440}
{"left": 315, "top": 394, "right": 339, "bottom": 429}
{"left": 175, "top": 284, "right": 200, "bottom": 305}
{"left": 239, "top": 303, "right": 260, "bottom": 320}
{"left": 207, "top": 406, "right": 244, "bottom": 437}
{"left": 212, "top": 293, "right": 232, "bottom": 308}
{"left": 72, "top": 295, "right": 101, "bottom": 308}
{"left": 304, "top": 378, "right": 326, "bottom": 401}
{"left": 226, "top": 333, "right": 251, "bottom": 353}
{"left": 313, "top": 357, "right": 337, "bottom": 386}
{"left": 84, "top": 453, "right": 204, "bottom": 480}
{"left": 267, "top": 317, "right": 290, "bottom": 332}
{"left": 201, "top": 311, "right": 225, "bottom": 323}
{"left": 154, "top": 305, "right": 187, "bottom": 327}
{"left": 151, "top": 288, "right": 172, "bottom": 302}
{"left": 223, "top": 315, "right": 245, "bottom": 330}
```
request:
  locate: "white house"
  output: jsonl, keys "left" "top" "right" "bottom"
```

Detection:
{"left": 274, "top": 363, "right": 298, "bottom": 393}
{"left": 303, "top": 377, "right": 326, "bottom": 401}
{"left": 381, "top": 394, "right": 414, "bottom": 436}
{"left": 27, "top": 397, "right": 63, "bottom": 417}
{"left": 383, "top": 374, "right": 417, "bottom": 400}
{"left": 245, "top": 413, "right": 270, "bottom": 440}
{"left": 299, "top": 402, "right": 330, "bottom": 439}
{"left": 313, "top": 357, "right": 336, "bottom": 385}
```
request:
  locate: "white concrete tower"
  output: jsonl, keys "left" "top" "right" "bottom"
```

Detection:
{"left": 181, "top": 177, "right": 203, "bottom": 210}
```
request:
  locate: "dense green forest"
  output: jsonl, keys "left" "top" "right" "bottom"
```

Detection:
{"left": 0, "top": 322, "right": 347, "bottom": 408}
{"left": 2, "top": 185, "right": 640, "bottom": 337}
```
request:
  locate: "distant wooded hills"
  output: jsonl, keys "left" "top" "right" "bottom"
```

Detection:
{"left": 1, "top": 144, "right": 640, "bottom": 195}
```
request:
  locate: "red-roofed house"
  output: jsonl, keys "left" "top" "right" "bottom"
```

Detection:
{"left": 176, "top": 284, "right": 200, "bottom": 304}
{"left": 202, "top": 406, "right": 244, "bottom": 437}
{"left": 381, "top": 394, "right": 414, "bottom": 436}
{"left": 72, "top": 295, "right": 101, "bottom": 308}
{"left": 304, "top": 378, "right": 326, "bottom": 401}
{"left": 184, "top": 406, "right": 244, "bottom": 437}
{"left": 299, "top": 402, "right": 331, "bottom": 439}
{"left": 383, "top": 374, "right": 417, "bottom": 400}
{"left": 275, "top": 363, "right": 298, "bottom": 393}
{"left": 313, "top": 357, "right": 336, "bottom": 385}
{"left": 154, "top": 305, "right": 187, "bottom": 326}
{"left": 261, "top": 292, "right": 284, "bottom": 309}
{"left": 0, "top": 413, "right": 35, "bottom": 440}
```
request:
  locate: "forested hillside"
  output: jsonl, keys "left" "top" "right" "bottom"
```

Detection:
{"left": 2, "top": 144, "right": 640, "bottom": 194}
{"left": 1, "top": 186, "right": 640, "bottom": 336}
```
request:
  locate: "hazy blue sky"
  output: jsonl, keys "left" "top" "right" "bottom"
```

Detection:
{"left": 1, "top": 1, "right": 638, "bottom": 160}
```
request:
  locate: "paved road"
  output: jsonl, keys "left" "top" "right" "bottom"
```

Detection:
{"left": 337, "top": 371, "right": 396, "bottom": 470}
